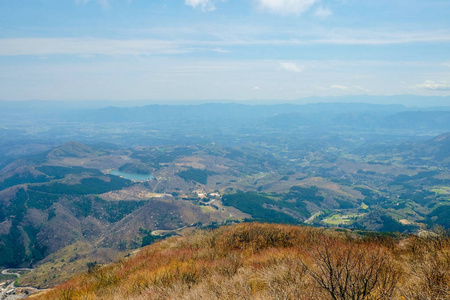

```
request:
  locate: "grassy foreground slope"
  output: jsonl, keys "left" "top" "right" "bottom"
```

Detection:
{"left": 34, "top": 223, "right": 449, "bottom": 300}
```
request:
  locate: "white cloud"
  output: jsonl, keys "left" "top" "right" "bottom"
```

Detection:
{"left": 280, "top": 61, "right": 303, "bottom": 72}
{"left": 353, "top": 85, "right": 371, "bottom": 93}
{"left": 2, "top": 29, "right": 450, "bottom": 59}
{"left": 253, "top": 86, "right": 261, "bottom": 90}
{"left": 185, "top": 0, "right": 216, "bottom": 11}
{"left": 314, "top": 6, "right": 332, "bottom": 18}
{"left": 256, "top": 0, "right": 319, "bottom": 15}
{"left": 330, "top": 84, "right": 349, "bottom": 90}
{"left": 3, "top": 28, "right": 450, "bottom": 59}
{"left": 329, "top": 84, "right": 370, "bottom": 92}
{"left": 0, "top": 38, "right": 184, "bottom": 56}
{"left": 413, "top": 80, "right": 450, "bottom": 91}
{"left": 212, "top": 48, "right": 229, "bottom": 53}
{"left": 0, "top": 59, "right": 445, "bottom": 101}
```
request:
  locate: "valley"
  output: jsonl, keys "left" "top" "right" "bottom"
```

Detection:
{"left": 0, "top": 101, "right": 449, "bottom": 290}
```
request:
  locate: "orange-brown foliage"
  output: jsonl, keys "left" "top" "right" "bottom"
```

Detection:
{"left": 33, "top": 223, "right": 450, "bottom": 300}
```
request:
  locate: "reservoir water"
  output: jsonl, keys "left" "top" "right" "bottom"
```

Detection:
{"left": 110, "top": 170, "right": 154, "bottom": 181}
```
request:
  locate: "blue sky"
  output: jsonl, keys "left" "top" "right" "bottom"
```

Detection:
{"left": 0, "top": 0, "right": 449, "bottom": 102}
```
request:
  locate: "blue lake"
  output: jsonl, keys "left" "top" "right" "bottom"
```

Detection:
{"left": 110, "top": 170, "right": 154, "bottom": 181}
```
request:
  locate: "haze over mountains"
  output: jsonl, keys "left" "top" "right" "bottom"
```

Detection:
{"left": 1, "top": 98, "right": 449, "bottom": 163}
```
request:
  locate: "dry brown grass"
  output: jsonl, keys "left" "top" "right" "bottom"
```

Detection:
{"left": 398, "top": 231, "right": 450, "bottom": 300}
{"left": 33, "top": 223, "right": 450, "bottom": 300}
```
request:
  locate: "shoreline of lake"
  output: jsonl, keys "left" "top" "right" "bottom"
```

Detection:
{"left": 110, "top": 170, "right": 154, "bottom": 181}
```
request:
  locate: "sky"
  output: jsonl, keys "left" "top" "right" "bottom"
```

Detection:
{"left": 0, "top": 0, "right": 449, "bottom": 102}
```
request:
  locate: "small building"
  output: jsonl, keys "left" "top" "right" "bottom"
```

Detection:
{"left": 208, "top": 192, "right": 221, "bottom": 198}
{"left": 193, "top": 190, "right": 206, "bottom": 198}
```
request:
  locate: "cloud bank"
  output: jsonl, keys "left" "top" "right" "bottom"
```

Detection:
{"left": 2, "top": 29, "right": 450, "bottom": 58}
{"left": 0, "top": 38, "right": 183, "bottom": 56}
{"left": 330, "top": 84, "right": 349, "bottom": 90}
{"left": 414, "top": 80, "right": 450, "bottom": 91}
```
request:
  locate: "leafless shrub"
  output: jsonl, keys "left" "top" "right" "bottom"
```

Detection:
{"left": 305, "top": 238, "right": 400, "bottom": 300}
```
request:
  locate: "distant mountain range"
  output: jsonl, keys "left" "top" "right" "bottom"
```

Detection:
{"left": 1, "top": 94, "right": 450, "bottom": 108}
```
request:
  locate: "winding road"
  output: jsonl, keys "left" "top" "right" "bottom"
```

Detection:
{"left": 0, "top": 269, "right": 32, "bottom": 300}
{"left": 304, "top": 211, "right": 323, "bottom": 224}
